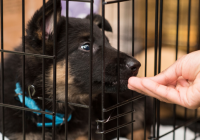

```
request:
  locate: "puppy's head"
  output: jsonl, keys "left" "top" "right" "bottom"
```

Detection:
{"left": 25, "top": 0, "right": 140, "bottom": 103}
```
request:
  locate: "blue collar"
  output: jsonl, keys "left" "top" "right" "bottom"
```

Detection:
{"left": 15, "top": 82, "right": 72, "bottom": 127}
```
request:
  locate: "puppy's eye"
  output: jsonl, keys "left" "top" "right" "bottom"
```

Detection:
{"left": 81, "top": 44, "right": 90, "bottom": 51}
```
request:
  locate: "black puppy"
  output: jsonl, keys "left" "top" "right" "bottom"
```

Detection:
{"left": 0, "top": 0, "right": 151, "bottom": 140}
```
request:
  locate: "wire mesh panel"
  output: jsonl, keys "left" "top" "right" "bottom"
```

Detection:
{"left": 0, "top": 0, "right": 200, "bottom": 140}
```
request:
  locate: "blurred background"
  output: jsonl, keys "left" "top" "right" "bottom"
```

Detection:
{"left": 0, "top": 0, "right": 43, "bottom": 51}
{"left": 0, "top": 0, "right": 200, "bottom": 139}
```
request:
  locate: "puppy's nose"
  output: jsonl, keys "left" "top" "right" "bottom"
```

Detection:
{"left": 126, "top": 59, "right": 141, "bottom": 72}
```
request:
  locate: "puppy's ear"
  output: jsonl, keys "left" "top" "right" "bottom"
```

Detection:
{"left": 85, "top": 14, "right": 112, "bottom": 32}
{"left": 26, "top": 0, "right": 61, "bottom": 40}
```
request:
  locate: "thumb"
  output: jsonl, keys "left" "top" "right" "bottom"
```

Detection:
{"left": 150, "top": 60, "right": 182, "bottom": 85}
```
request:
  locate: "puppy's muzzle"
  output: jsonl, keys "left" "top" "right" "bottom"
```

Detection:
{"left": 126, "top": 58, "right": 141, "bottom": 76}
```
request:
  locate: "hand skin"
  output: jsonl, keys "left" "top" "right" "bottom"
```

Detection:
{"left": 128, "top": 50, "right": 200, "bottom": 109}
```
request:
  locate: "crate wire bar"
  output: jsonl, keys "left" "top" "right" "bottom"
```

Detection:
{"left": 1, "top": 0, "right": 4, "bottom": 139}
{"left": 0, "top": 103, "right": 53, "bottom": 115}
{"left": 132, "top": 0, "right": 134, "bottom": 139}
{"left": 65, "top": 0, "right": 69, "bottom": 139}
{"left": 144, "top": 0, "right": 148, "bottom": 139}
{"left": 117, "top": 1, "right": 120, "bottom": 140}
{"left": 101, "top": 1, "right": 105, "bottom": 140}
{"left": 89, "top": 0, "right": 93, "bottom": 139}
{"left": 52, "top": 0, "right": 57, "bottom": 139}
{"left": 0, "top": 0, "right": 200, "bottom": 140}
{"left": 173, "top": 0, "right": 180, "bottom": 139}
{"left": 152, "top": 0, "right": 159, "bottom": 139}
{"left": 156, "top": 0, "right": 163, "bottom": 139}
{"left": 184, "top": 1, "right": 191, "bottom": 140}
{"left": 195, "top": 0, "right": 200, "bottom": 134}
{"left": 42, "top": 0, "right": 46, "bottom": 139}
{"left": 22, "top": 0, "right": 26, "bottom": 139}
{"left": 0, "top": 49, "right": 55, "bottom": 59}
{"left": 199, "top": 0, "right": 200, "bottom": 51}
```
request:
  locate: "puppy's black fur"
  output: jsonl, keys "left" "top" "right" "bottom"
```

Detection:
{"left": 0, "top": 1, "right": 152, "bottom": 140}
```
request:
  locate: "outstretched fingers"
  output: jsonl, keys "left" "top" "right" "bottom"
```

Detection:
{"left": 128, "top": 77, "right": 173, "bottom": 104}
{"left": 128, "top": 77, "right": 188, "bottom": 106}
{"left": 149, "top": 60, "right": 183, "bottom": 85}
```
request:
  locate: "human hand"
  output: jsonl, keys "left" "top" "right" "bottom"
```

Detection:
{"left": 128, "top": 50, "right": 200, "bottom": 109}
